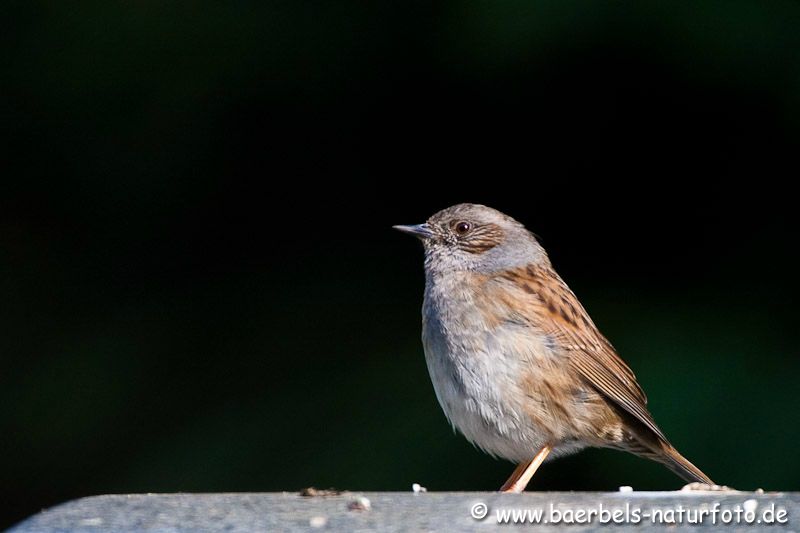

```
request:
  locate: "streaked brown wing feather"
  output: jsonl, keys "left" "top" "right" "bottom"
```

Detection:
{"left": 497, "top": 265, "right": 668, "bottom": 443}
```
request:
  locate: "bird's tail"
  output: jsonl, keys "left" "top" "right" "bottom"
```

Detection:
{"left": 657, "top": 444, "right": 715, "bottom": 485}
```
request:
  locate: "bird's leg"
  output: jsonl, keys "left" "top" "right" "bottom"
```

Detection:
{"left": 499, "top": 445, "right": 552, "bottom": 493}
{"left": 499, "top": 462, "right": 530, "bottom": 492}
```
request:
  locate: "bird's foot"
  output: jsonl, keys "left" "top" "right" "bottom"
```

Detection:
{"left": 681, "top": 482, "right": 736, "bottom": 492}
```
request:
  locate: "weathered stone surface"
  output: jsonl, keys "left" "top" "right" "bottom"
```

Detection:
{"left": 9, "top": 491, "right": 796, "bottom": 532}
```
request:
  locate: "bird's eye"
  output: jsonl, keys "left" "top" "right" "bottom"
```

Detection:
{"left": 454, "top": 221, "right": 472, "bottom": 235}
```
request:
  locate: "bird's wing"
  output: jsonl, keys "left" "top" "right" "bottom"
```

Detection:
{"left": 495, "top": 265, "right": 668, "bottom": 443}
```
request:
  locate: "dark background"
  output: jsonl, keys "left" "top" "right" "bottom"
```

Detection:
{"left": 3, "top": 1, "right": 799, "bottom": 528}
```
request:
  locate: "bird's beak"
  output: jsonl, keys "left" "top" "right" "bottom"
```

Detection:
{"left": 393, "top": 223, "right": 434, "bottom": 240}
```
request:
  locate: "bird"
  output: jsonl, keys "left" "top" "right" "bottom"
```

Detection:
{"left": 394, "top": 203, "right": 714, "bottom": 493}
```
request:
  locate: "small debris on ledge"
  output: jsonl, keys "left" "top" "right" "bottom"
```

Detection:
{"left": 299, "top": 487, "right": 344, "bottom": 497}
{"left": 346, "top": 496, "right": 371, "bottom": 511}
{"left": 308, "top": 515, "right": 327, "bottom": 528}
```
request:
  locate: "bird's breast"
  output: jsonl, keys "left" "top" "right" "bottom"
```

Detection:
{"left": 420, "top": 272, "right": 558, "bottom": 461}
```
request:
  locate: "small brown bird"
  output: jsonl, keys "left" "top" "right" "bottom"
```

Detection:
{"left": 395, "top": 203, "right": 714, "bottom": 492}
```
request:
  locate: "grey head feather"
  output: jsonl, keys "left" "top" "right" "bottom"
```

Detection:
{"left": 422, "top": 203, "right": 550, "bottom": 275}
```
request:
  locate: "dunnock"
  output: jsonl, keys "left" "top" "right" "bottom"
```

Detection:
{"left": 395, "top": 203, "right": 713, "bottom": 492}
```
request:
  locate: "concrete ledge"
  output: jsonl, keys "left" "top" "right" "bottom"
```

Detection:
{"left": 10, "top": 491, "right": 796, "bottom": 532}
